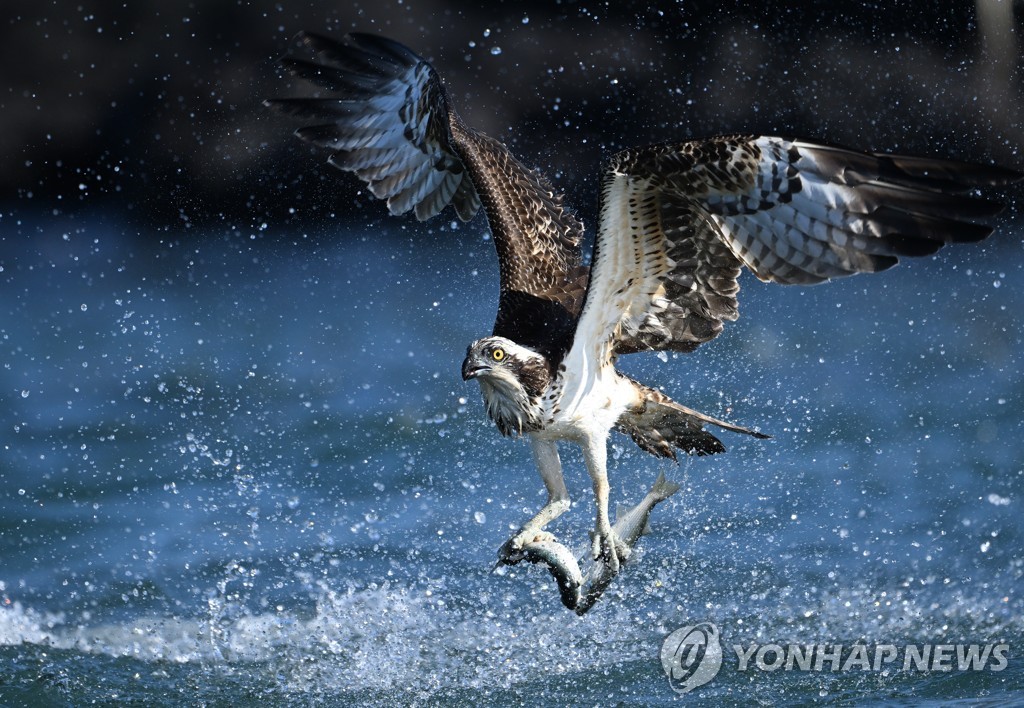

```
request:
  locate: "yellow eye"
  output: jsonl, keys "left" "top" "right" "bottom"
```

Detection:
{"left": 491, "top": 348, "right": 505, "bottom": 362}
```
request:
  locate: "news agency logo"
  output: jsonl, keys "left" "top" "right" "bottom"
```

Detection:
{"left": 660, "top": 622, "right": 723, "bottom": 694}
{"left": 661, "top": 622, "right": 1010, "bottom": 695}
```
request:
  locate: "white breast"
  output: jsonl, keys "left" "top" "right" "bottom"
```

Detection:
{"left": 541, "top": 352, "right": 637, "bottom": 442}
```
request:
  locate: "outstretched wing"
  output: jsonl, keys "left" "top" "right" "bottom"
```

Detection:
{"left": 573, "top": 136, "right": 1020, "bottom": 358}
{"left": 266, "top": 32, "right": 587, "bottom": 357}
{"left": 266, "top": 32, "right": 480, "bottom": 222}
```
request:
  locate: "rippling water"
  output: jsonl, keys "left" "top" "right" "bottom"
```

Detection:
{"left": 1, "top": 214, "right": 1022, "bottom": 705}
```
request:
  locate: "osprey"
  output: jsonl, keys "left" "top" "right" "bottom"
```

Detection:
{"left": 267, "top": 33, "right": 1020, "bottom": 573}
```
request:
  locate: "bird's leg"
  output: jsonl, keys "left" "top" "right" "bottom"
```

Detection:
{"left": 581, "top": 433, "right": 629, "bottom": 574}
{"left": 496, "top": 437, "right": 570, "bottom": 566}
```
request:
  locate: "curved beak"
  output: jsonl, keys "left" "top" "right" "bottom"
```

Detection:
{"left": 461, "top": 352, "right": 489, "bottom": 380}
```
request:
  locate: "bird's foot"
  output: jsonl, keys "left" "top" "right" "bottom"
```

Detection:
{"left": 590, "top": 524, "right": 630, "bottom": 574}
{"left": 495, "top": 528, "right": 557, "bottom": 568}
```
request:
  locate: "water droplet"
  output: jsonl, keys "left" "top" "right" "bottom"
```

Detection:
{"left": 490, "top": 46, "right": 502, "bottom": 56}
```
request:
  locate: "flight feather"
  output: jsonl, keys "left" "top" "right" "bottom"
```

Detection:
{"left": 266, "top": 32, "right": 587, "bottom": 358}
{"left": 575, "top": 136, "right": 1020, "bottom": 359}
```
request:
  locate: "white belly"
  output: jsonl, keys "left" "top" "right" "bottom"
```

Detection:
{"left": 539, "top": 369, "right": 636, "bottom": 443}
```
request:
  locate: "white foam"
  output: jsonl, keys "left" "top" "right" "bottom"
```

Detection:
{"left": 0, "top": 580, "right": 647, "bottom": 695}
{"left": 3, "top": 570, "right": 1020, "bottom": 698}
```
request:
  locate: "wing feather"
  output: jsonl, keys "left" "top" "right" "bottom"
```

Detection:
{"left": 267, "top": 32, "right": 586, "bottom": 357}
{"left": 415, "top": 170, "right": 461, "bottom": 221}
{"left": 571, "top": 136, "right": 1020, "bottom": 358}
{"left": 265, "top": 33, "right": 480, "bottom": 223}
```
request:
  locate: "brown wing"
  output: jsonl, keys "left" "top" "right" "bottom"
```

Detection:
{"left": 572, "top": 136, "right": 1020, "bottom": 358}
{"left": 266, "top": 32, "right": 586, "bottom": 357}
{"left": 615, "top": 377, "right": 769, "bottom": 459}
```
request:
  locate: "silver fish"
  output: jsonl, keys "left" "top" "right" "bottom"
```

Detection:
{"left": 520, "top": 471, "right": 681, "bottom": 612}
{"left": 575, "top": 471, "right": 681, "bottom": 614}
{"left": 519, "top": 540, "right": 583, "bottom": 609}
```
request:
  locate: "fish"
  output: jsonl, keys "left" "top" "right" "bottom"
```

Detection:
{"left": 575, "top": 471, "right": 681, "bottom": 614}
{"left": 518, "top": 540, "right": 584, "bottom": 610}
{"left": 519, "top": 471, "right": 681, "bottom": 612}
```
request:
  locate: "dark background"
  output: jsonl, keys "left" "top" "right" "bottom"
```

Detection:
{"left": 2, "top": 0, "right": 1022, "bottom": 232}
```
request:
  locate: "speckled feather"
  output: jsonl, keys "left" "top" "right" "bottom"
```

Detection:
{"left": 446, "top": 121, "right": 588, "bottom": 359}
{"left": 581, "top": 136, "right": 1021, "bottom": 357}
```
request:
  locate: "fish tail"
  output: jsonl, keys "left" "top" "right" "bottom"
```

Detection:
{"left": 649, "top": 471, "right": 681, "bottom": 502}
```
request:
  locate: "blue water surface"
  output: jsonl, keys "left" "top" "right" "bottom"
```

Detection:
{"left": 1, "top": 212, "right": 1022, "bottom": 705}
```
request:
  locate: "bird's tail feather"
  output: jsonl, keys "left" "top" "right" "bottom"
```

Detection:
{"left": 616, "top": 378, "right": 769, "bottom": 459}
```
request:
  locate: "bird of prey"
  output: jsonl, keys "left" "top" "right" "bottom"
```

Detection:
{"left": 267, "top": 33, "right": 1019, "bottom": 573}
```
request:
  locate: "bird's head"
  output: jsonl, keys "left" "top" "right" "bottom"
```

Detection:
{"left": 461, "top": 336, "right": 550, "bottom": 436}
{"left": 461, "top": 337, "right": 544, "bottom": 386}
